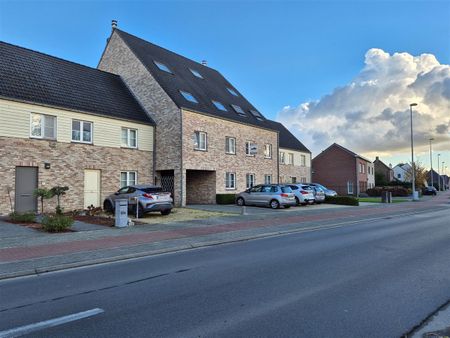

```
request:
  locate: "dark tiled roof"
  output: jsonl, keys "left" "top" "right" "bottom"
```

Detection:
{"left": 0, "top": 41, "right": 154, "bottom": 125}
{"left": 315, "top": 143, "right": 371, "bottom": 162}
{"left": 115, "top": 29, "right": 275, "bottom": 130}
{"left": 265, "top": 120, "right": 311, "bottom": 153}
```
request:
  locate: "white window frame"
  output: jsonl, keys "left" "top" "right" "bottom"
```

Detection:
{"left": 300, "top": 154, "right": 306, "bottom": 167}
{"left": 280, "top": 151, "right": 285, "bottom": 164}
{"left": 194, "top": 131, "right": 207, "bottom": 151}
{"left": 225, "top": 137, "right": 236, "bottom": 154}
{"left": 264, "top": 144, "right": 272, "bottom": 159}
{"left": 30, "top": 113, "right": 57, "bottom": 140}
{"left": 264, "top": 174, "right": 272, "bottom": 184}
{"left": 225, "top": 172, "right": 236, "bottom": 190}
{"left": 347, "top": 181, "right": 354, "bottom": 195}
{"left": 121, "top": 127, "right": 138, "bottom": 149}
{"left": 72, "top": 119, "right": 93, "bottom": 144}
{"left": 245, "top": 141, "right": 255, "bottom": 156}
{"left": 301, "top": 177, "right": 307, "bottom": 183}
{"left": 120, "top": 171, "right": 137, "bottom": 188}
{"left": 288, "top": 153, "right": 294, "bottom": 165}
{"left": 246, "top": 173, "right": 256, "bottom": 189}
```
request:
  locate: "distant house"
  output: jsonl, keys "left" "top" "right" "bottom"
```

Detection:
{"left": 312, "top": 143, "right": 373, "bottom": 196}
{"left": 393, "top": 163, "right": 411, "bottom": 182}
{"left": 373, "top": 156, "right": 394, "bottom": 184}
{"left": 426, "top": 169, "right": 446, "bottom": 189}
{"left": 442, "top": 175, "right": 449, "bottom": 190}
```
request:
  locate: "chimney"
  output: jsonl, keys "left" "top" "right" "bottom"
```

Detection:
{"left": 111, "top": 20, "right": 118, "bottom": 30}
{"left": 201, "top": 60, "right": 207, "bottom": 66}
{"left": 376, "top": 156, "right": 379, "bottom": 161}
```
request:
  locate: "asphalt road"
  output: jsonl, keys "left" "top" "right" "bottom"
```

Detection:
{"left": 1, "top": 207, "right": 449, "bottom": 338}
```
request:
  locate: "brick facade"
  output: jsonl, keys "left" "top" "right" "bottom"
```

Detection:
{"left": 0, "top": 137, "right": 153, "bottom": 215}
{"left": 279, "top": 148, "right": 311, "bottom": 183}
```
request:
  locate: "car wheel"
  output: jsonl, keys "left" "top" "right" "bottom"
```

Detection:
{"left": 295, "top": 197, "right": 300, "bottom": 206}
{"left": 236, "top": 197, "right": 245, "bottom": 206}
{"left": 103, "top": 200, "right": 113, "bottom": 213}
{"left": 270, "top": 199, "right": 280, "bottom": 209}
{"left": 161, "top": 209, "right": 171, "bottom": 216}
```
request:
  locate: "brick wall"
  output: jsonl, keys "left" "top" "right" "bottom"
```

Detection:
{"left": 186, "top": 170, "right": 216, "bottom": 204}
{"left": 0, "top": 137, "right": 153, "bottom": 215}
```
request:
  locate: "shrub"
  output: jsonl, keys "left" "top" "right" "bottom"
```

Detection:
{"left": 42, "top": 215, "right": 74, "bottom": 233}
{"left": 216, "top": 194, "right": 236, "bottom": 204}
{"left": 9, "top": 212, "right": 36, "bottom": 223}
{"left": 367, "top": 186, "right": 411, "bottom": 197}
{"left": 325, "top": 196, "right": 359, "bottom": 206}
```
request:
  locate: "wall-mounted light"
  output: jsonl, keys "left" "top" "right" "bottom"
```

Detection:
{"left": 44, "top": 162, "right": 51, "bottom": 170}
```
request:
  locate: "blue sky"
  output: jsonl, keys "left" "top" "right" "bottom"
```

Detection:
{"left": 1, "top": 0, "right": 449, "bottom": 173}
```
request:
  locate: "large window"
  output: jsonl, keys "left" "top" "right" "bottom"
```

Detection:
{"left": 264, "top": 144, "right": 272, "bottom": 159}
{"left": 288, "top": 153, "right": 294, "bottom": 165}
{"left": 72, "top": 120, "right": 92, "bottom": 143}
{"left": 225, "top": 172, "right": 236, "bottom": 189}
{"left": 300, "top": 154, "right": 306, "bottom": 167}
{"left": 225, "top": 137, "right": 236, "bottom": 154}
{"left": 245, "top": 141, "right": 256, "bottom": 156}
{"left": 120, "top": 171, "right": 137, "bottom": 188}
{"left": 30, "top": 113, "right": 56, "bottom": 139}
{"left": 246, "top": 173, "right": 255, "bottom": 189}
{"left": 347, "top": 181, "right": 354, "bottom": 195}
{"left": 121, "top": 128, "right": 137, "bottom": 148}
{"left": 279, "top": 151, "right": 285, "bottom": 164}
{"left": 194, "top": 131, "right": 207, "bottom": 151}
{"left": 264, "top": 175, "right": 272, "bottom": 184}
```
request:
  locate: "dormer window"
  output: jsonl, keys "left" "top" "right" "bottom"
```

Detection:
{"left": 212, "top": 100, "right": 227, "bottom": 111}
{"left": 180, "top": 90, "right": 198, "bottom": 103}
{"left": 189, "top": 68, "right": 203, "bottom": 79}
{"left": 154, "top": 61, "right": 172, "bottom": 73}
{"left": 231, "top": 104, "right": 246, "bottom": 117}
{"left": 227, "top": 87, "right": 239, "bottom": 96}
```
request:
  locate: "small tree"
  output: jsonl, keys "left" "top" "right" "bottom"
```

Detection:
{"left": 50, "top": 186, "right": 69, "bottom": 215}
{"left": 33, "top": 188, "right": 53, "bottom": 214}
{"left": 405, "top": 161, "right": 428, "bottom": 189}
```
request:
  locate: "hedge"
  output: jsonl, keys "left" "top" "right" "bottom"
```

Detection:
{"left": 216, "top": 194, "right": 236, "bottom": 204}
{"left": 324, "top": 196, "right": 359, "bottom": 206}
{"left": 367, "top": 186, "right": 411, "bottom": 197}
{"left": 42, "top": 215, "right": 74, "bottom": 233}
{"left": 9, "top": 212, "right": 36, "bottom": 223}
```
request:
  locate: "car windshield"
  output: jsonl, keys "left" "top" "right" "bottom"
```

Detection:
{"left": 315, "top": 184, "right": 328, "bottom": 190}
{"left": 140, "top": 187, "right": 164, "bottom": 193}
{"left": 301, "top": 186, "right": 313, "bottom": 190}
{"left": 289, "top": 185, "right": 299, "bottom": 190}
{"left": 281, "top": 186, "right": 292, "bottom": 193}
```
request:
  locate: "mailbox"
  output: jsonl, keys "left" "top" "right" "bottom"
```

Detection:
{"left": 115, "top": 199, "right": 128, "bottom": 228}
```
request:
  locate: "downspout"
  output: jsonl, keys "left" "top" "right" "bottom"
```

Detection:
{"left": 355, "top": 158, "right": 359, "bottom": 196}
{"left": 277, "top": 131, "right": 280, "bottom": 183}
{"left": 180, "top": 109, "right": 184, "bottom": 207}
{"left": 152, "top": 126, "right": 156, "bottom": 184}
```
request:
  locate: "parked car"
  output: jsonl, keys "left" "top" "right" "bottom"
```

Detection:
{"left": 104, "top": 184, "right": 173, "bottom": 215}
{"left": 422, "top": 186, "right": 437, "bottom": 196}
{"left": 288, "top": 184, "right": 315, "bottom": 206}
{"left": 236, "top": 184, "right": 296, "bottom": 209}
{"left": 307, "top": 183, "right": 337, "bottom": 197}
{"left": 307, "top": 185, "right": 326, "bottom": 204}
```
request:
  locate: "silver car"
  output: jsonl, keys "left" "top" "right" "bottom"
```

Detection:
{"left": 104, "top": 184, "right": 173, "bottom": 215}
{"left": 236, "top": 184, "right": 296, "bottom": 209}
{"left": 307, "top": 183, "right": 337, "bottom": 197}
{"left": 289, "top": 184, "right": 315, "bottom": 206}
{"left": 307, "top": 185, "right": 326, "bottom": 204}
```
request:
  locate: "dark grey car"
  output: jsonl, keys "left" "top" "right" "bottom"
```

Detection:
{"left": 104, "top": 184, "right": 173, "bottom": 215}
{"left": 236, "top": 184, "right": 296, "bottom": 209}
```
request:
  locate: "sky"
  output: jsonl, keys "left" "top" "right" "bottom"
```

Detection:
{"left": 1, "top": 0, "right": 449, "bottom": 175}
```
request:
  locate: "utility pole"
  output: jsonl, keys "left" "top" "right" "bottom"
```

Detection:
{"left": 437, "top": 154, "right": 441, "bottom": 191}
{"left": 429, "top": 138, "right": 434, "bottom": 188}
{"left": 409, "top": 103, "right": 418, "bottom": 200}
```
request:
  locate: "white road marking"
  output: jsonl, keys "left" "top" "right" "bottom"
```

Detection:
{"left": 0, "top": 308, "right": 104, "bottom": 338}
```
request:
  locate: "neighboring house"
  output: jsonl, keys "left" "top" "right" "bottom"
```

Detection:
{"left": 266, "top": 121, "right": 311, "bottom": 184}
{"left": 426, "top": 169, "right": 445, "bottom": 189}
{"left": 373, "top": 156, "right": 394, "bottom": 185}
{"left": 0, "top": 41, "right": 155, "bottom": 214}
{"left": 367, "top": 162, "right": 375, "bottom": 189}
{"left": 312, "top": 143, "right": 373, "bottom": 196}
{"left": 393, "top": 163, "right": 412, "bottom": 182}
{"left": 98, "top": 26, "right": 286, "bottom": 206}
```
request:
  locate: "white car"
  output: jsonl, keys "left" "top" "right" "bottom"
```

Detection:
{"left": 289, "top": 184, "right": 315, "bottom": 206}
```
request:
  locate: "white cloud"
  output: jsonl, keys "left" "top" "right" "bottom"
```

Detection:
{"left": 277, "top": 48, "right": 450, "bottom": 159}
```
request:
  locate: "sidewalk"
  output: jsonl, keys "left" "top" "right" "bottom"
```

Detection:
{"left": 1, "top": 192, "right": 448, "bottom": 279}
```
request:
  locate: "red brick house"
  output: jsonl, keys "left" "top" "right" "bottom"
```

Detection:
{"left": 312, "top": 143, "right": 373, "bottom": 196}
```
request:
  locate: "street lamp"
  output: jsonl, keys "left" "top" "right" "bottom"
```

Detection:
{"left": 437, "top": 153, "right": 441, "bottom": 191}
{"left": 442, "top": 161, "right": 445, "bottom": 191}
{"left": 410, "top": 103, "right": 418, "bottom": 200}
{"left": 429, "top": 138, "right": 434, "bottom": 188}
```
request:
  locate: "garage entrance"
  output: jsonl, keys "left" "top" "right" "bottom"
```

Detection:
{"left": 186, "top": 170, "right": 216, "bottom": 204}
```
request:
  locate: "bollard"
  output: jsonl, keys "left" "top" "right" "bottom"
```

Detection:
{"left": 241, "top": 206, "right": 248, "bottom": 215}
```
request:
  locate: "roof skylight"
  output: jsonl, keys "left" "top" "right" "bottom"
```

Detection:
{"left": 154, "top": 61, "right": 172, "bottom": 73}
{"left": 189, "top": 68, "right": 203, "bottom": 79}
{"left": 180, "top": 90, "right": 198, "bottom": 103}
{"left": 227, "top": 87, "right": 239, "bottom": 96}
{"left": 231, "top": 104, "right": 247, "bottom": 117}
{"left": 250, "top": 110, "right": 265, "bottom": 121}
{"left": 212, "top": 100, "right": 227, "bottom": 111}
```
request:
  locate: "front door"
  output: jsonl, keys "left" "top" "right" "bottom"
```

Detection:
{"left": 15, "top": 167, "right": 38, "bottom": 213}
{"left": 84, "top": 170, "right": 101, "bottom": 208}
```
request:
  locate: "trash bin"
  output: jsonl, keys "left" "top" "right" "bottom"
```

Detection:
{"left": 115, "top": 199, "right": 128, "bottom": 228}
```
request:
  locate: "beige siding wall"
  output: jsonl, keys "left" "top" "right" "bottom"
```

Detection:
{"left": 279, "top": 148, "right": 311, "bottom": 183}
{"left": 0, "top": 98, "right": 154, "bottom": 151}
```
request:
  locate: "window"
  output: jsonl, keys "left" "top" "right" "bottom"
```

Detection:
{"left": 194, "top": 131, "right": 207, "bottom": 151}
{"left": 231, "top": 104, "right": 247, "bottom": 117}
{"left": 189, "top": 68, "right": 203, "bottom": 78}
{"left": 227, "top": 87, "right": 239, "bottom": 96}
{"left": 225, "top": 172, "right": 236, "bottom": 189}
{"left": 121, "top": 128, "right": 137, "bottom": 148}
{"left": 246, "top": 173, "right": 255, "bottom": 189}
{"left": 120, "top": 171, "right": 137, "bottom": 188}
{"left": 397, "top": 173, "right": 401, "bottom": 178}
{"left": 30, "top": 113, "right": 56, "bottom": 139}
{"left": 264, "top": 175, "right": 272, "bottom": 184}
{"left": 347, "top": 181, "right": 354, "bottom": 195}
{"left": 301, "top": 177, "right": 307, "bottom": 183}
{"left": 300, "top": 155, "right": 306, "bottom": 167}
{"left": 288, "top": 153, "right": 294, "bottom": 165}
{"left": 154, "top": 61, "right": 172, "bottom": 73}
{"left": 291, "top": 177, "right": 297, "bottom": 183}
{"left": 212, "top": 100, "right": 227, "bottom": 111}
{"left": 225, "top": 137, "right": 236, "bottom": 154}
{"left": 264, "top": 144, "right": 272, "bottom": 159}
{"left": 72, "top": 120, "right": 92, "bottom": 143}
{"left": 246, "top": 141, "right": 255, "bottom": 156}
{"left": 180, "top": 90, "right": 198, "bottom": 103}
{"left": 279, "top": 151, "right": 285, "bottom": 164}
{"left": 250, "top": 110, "right": 265, "bottom": 121}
